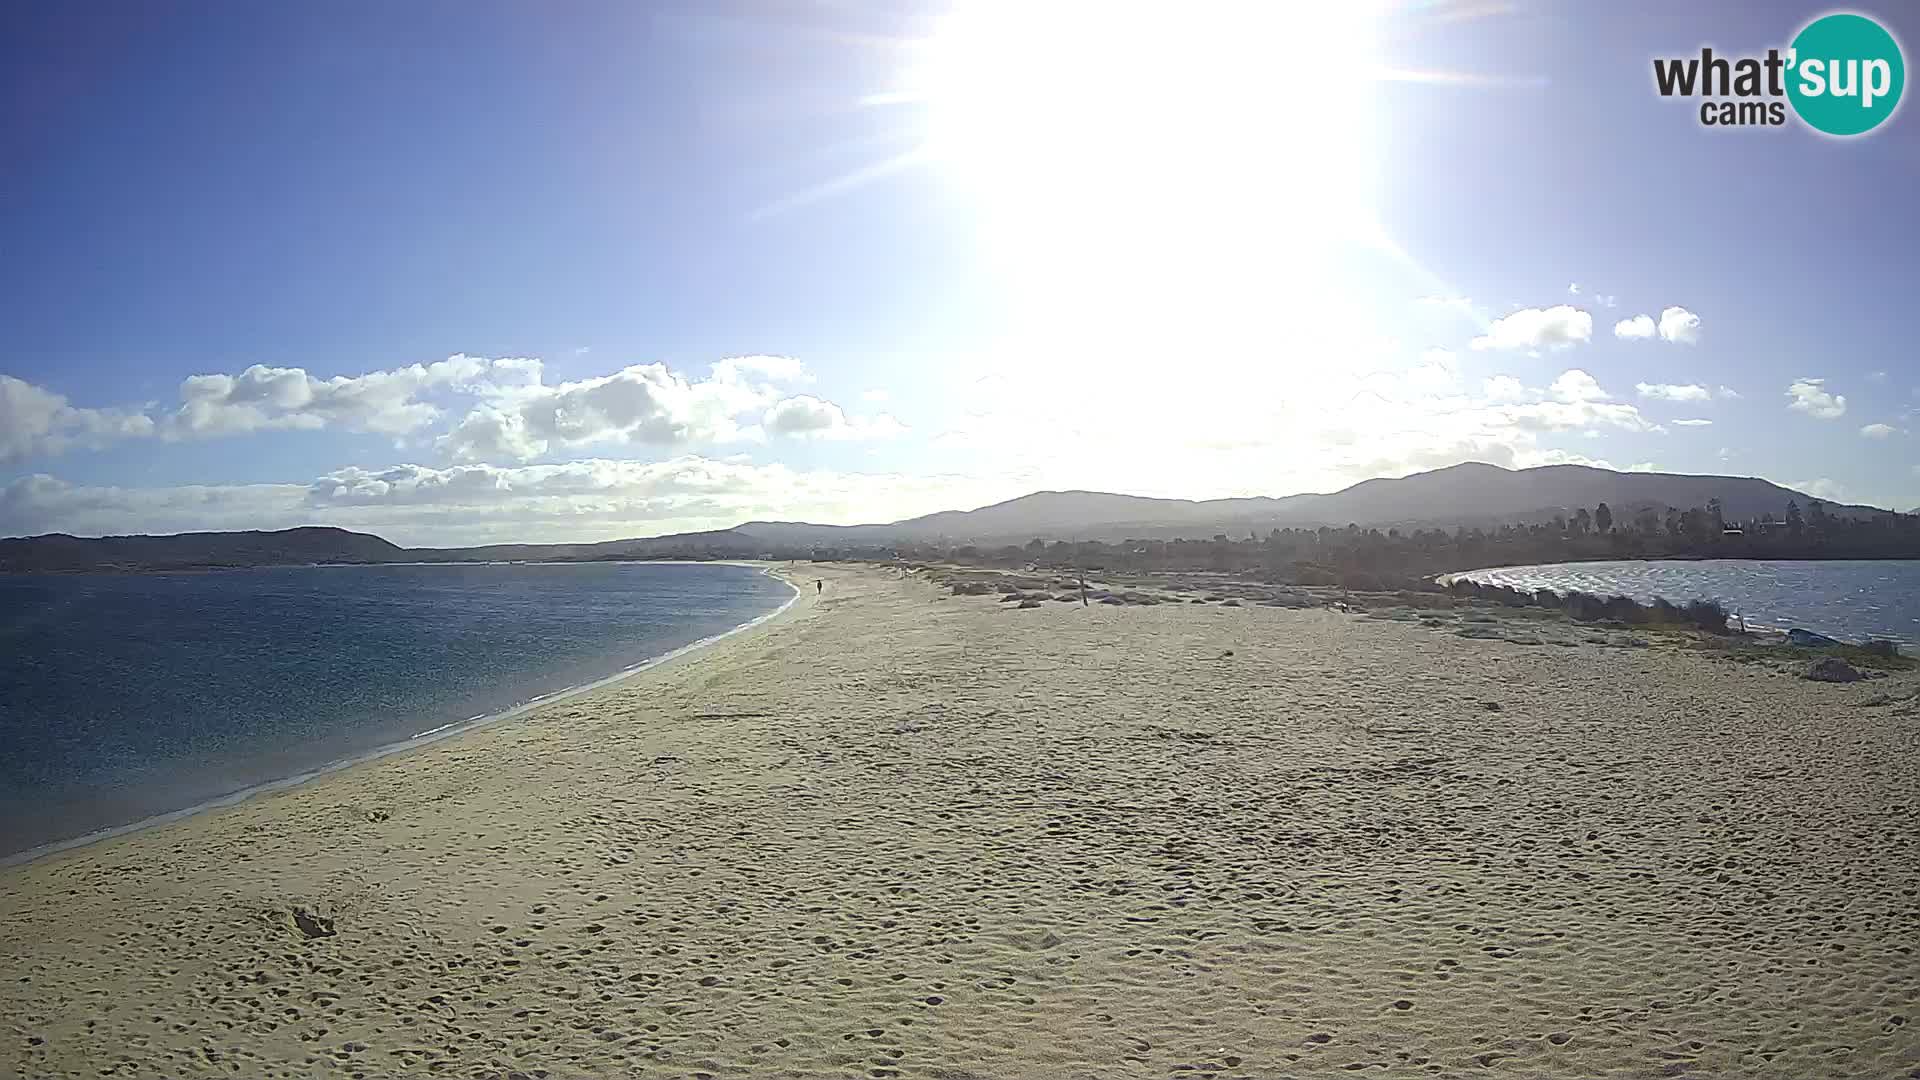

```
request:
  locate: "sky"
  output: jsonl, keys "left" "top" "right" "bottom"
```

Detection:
{"left": 3, "top": 0, "right": 1917, "bottom": 545}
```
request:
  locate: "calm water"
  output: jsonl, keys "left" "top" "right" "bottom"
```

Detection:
{"left": 0, "top": 562, "right": 793, "bottom": 860}
{"left": 1452, "top": 559, "right": 1920, "bottom": 644}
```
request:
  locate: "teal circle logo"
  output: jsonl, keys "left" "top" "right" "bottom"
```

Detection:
{"left": 1786, "top": 13, "right": 1905, "bottom": 136}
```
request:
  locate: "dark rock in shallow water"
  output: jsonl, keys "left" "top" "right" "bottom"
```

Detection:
{"left": 1803, "top": 657, "right": 1865, "bottom": 682}
{"left": 1787, "top": 628, "right": 1843, "bottom": 648}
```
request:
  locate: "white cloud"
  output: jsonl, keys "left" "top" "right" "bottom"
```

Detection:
{"left": 1550, "top": 369, "right": 1609, "bottom": 403}
{"left": 1786, "top": 378, "right": 1847, "bottom": 420}
{"left": 1860, "top": 423, "right": 1899, "bottom": 438}
{"left": 1514, "top": 449, "right": 1657, "bottom": 471}
{"left": 860, "top": 388, "right": 891, "bottom": 403}
{"left": 1567, "top": 282, "right": 1581, "bottom": 295}
{"left": 763, "top": 395, "right": 906, "bottom": 441}
{"left": 1716, "top": 385, "right": 1741, "bottom": 400}
{"left": 5, "top": 353, "right": 889, "bottom": 467}
{"left": 1496, "top": 399, "right": 1661, "bottom": 434}
{"left": 0, "top": 473, "right": 307, "bottom": 538}
{"left": 1672, "top": 418, "right": 1714, "bottom": 426}
{"left": 1594, "top": 294, "right": 1617, "bottom": 308}
{"left": 1657, "top": 306, "right": 1701, "bottom": 345}
{"left": 1787, "top": 477, "right": 1847, "bottom": 502}
{"left": 764, "top": 395, "right": 847, "bottom": 437}
{"left": 434, "top": 407, "right": 546, "bottom": 462}
{"left": 0, "top": 376, "right": 156, "bottom": 462}
{"left": 1470, "top": 305, "right": 1593, "bottom": 351}
{"left": 1482, "top": 375, "right": 1530, "bottom": 402}
{"left": 1404, "top": 348, "right": 1460, "bottom": 394}
{"left": 1635, "top": 382, "right": 1711, "bottom": 402}
{"left": 710, "top": 355, "right": 812, "bottom": 384}
{"left": 3, "top": 459, "right": 1008, "bottom": 547}
{"left": 1613, "top": 314, "right": 1656, "bottom": 340}
{"left": 435, "top": 357, "right": 845, "bottom": 461}
{"left": 164, "top": 355, "right": 541, "bottom": 439}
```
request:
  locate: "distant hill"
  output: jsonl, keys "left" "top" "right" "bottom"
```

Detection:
{"left": 0, "top": 527, "right": 404, "bottom": 573}
{"left": 402, "top": 529, "right": 765, "bottom": 563}
{"left": 0, "top": 462, "right": 1897, "bottom": 571}
{"left": 738, "top": 463, "right": 1891, "bottom": 546}
{"left": 0, "top": 526, "right": 769, "bottom": 573}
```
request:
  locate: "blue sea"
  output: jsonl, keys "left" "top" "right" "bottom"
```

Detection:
{"left": 1451, "top": 559, "right": 1920, "bottom": 644}
{"left": 0, "top": 562, "right": 793, "bottom": 861}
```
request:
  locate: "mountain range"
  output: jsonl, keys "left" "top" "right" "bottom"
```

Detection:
{"left": 729, "top": 462, "right": 1888, "bottom": 547}
{"left": 0, "top": 462, "right": 1895, "bottom": 572}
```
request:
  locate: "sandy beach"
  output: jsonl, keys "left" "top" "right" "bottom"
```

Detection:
{"left": 3, "top": 562, "right": 1916, "bottom": 1079}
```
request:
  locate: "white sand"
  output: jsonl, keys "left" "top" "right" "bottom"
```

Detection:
{"left": 3, "top": 563, "right": 1916, "bottom": 1079}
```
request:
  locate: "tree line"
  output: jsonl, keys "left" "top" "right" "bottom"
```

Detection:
{"left": 799, "top": 498, "right": 1920, "bottom": 590}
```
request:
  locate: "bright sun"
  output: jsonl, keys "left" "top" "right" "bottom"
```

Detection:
{"left": 900, "top": 1, "right": 1386, "bottom": 298}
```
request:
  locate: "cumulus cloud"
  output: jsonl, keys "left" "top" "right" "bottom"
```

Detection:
{"left": 0, "top": 472, "right": 307, "bottom": 538}
{"left": 435, "top": 357, "right": 821, "bottom": 461}
{"left": 0, "top": 376, "right": 156, "bottom": 462}
{"left": 1613, "top": 315, "right": 1656, "bottom": 340}
{"left": 1403, "top": 349, "right": 1460, "bottom": 395}
{"left": 1787, "top": 477, "right": 1847, "bottom": 502}
{"left": 1635, "top": 382, "right": 1711, "bottom": 402}
{"left": 1657, "top": 306, "right": 1701, "bottom": 344}
{"left": 1466, "top": 369, "right": 1660, "bottom": 435}
{"left": 1495, "top": 399, "right": 1661, "bottom": 434}
{"left": 1786, "top": 378, "right": 1847, "bottom": 420}
{"left": 1550, "top": 369, "right": 1609, "bottom": 403}
{"left": 1860, "top": 423, "right": 1899, "bottom": 438}
{"left": 1482, "top": 375, "right": 1530, "bottom": 402}
{"left": 164, "top": 355, "right": 541, "bottom": 438}
{"left": 433, "top": 356, "right": 896, "bottom": 461}
{"left": 1469, "top": 305, "right": 1593, "bottom": 351}
{"left": 762, "top": 395, "right": 907, "bottom": 441}
{"left": 5, "top": 353, "right": 888, "bottom": 468}
{"left": 764, "top": 395, "right": 847, "bottom": 436}
{"left": 710, "top": 355, "right": 812, "bottom": 384}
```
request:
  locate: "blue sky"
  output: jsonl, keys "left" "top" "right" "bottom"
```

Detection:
{"left": 3, "top": 0, "right": 1916, "bottom": 544}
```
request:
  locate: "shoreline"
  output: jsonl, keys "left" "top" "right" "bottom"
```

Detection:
{"left": 5, "top": 561, "right": 1913, "bottom": 1078}
{"left": 0, "top": 561, "right": 807, "bottom": 871}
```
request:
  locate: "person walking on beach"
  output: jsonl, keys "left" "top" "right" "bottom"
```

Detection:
{"left": 816, "top": 579, "right": 823, "bottom": 594}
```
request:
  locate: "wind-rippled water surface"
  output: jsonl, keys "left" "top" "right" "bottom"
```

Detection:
{"left": 1452, "top": 559, "right": 1920, "bottom": 644}
{"left": 0, "top": 562, "right": 792, "bottom": 859}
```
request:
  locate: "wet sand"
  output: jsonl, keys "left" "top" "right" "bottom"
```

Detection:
{"left": 3, "top": 562, "right": 1916, "bottom": 1078}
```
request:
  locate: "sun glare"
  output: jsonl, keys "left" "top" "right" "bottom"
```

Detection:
{"left": 903, "top": 3, "right": 1386, "bottom": 283}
